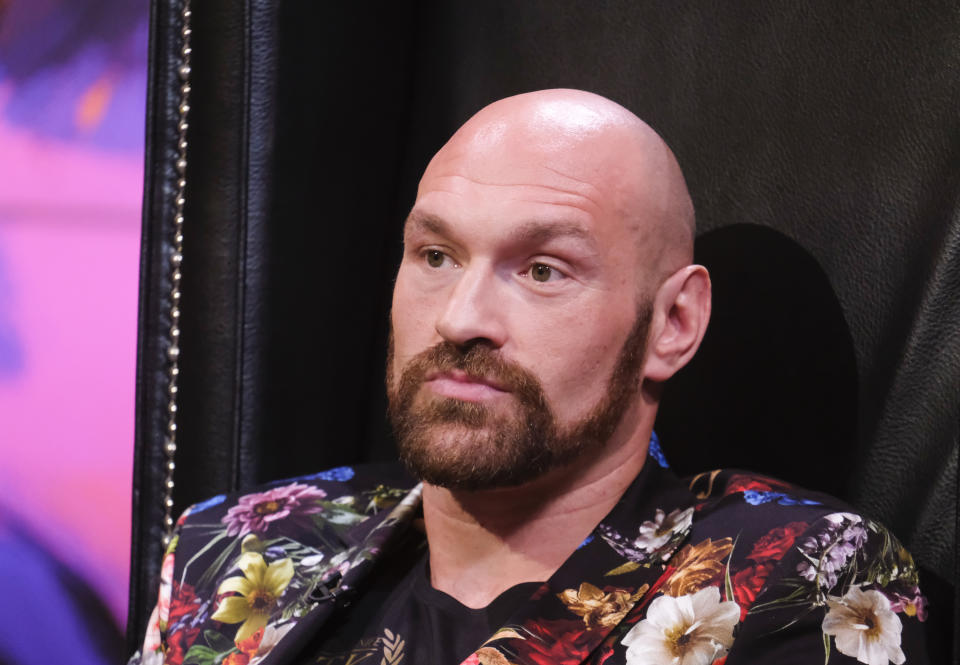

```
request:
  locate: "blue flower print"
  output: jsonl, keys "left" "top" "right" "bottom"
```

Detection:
{"left": 307, "top": 466, "right": 356, "bottom": 482}
{"left": 648, "top": 431, "right": 669, "bottom": 468}
{"left": 191, "top": 493, "right": 226, "bottom": 514}
{"left": 743, "top": 490, "right": 821, "bottom": 507}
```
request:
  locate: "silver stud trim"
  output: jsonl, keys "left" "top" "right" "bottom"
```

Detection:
{"left": 161, "top": 0, "right": 192, "bottom": 550}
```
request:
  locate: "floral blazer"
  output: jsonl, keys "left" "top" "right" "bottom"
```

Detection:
{"left": 131, "top": 439, "right": 928, "bottom": 665}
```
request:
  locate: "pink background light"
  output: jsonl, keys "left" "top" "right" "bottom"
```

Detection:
{"left": 0, "top": 0, "right": 147, "bottom": 638}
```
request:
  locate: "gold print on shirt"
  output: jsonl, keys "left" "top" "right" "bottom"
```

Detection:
{"left": 314, "top": 629, "right": 405, "bottom": 665}
{"left": 380, "top": 628, "right": 405, "bottom": 664}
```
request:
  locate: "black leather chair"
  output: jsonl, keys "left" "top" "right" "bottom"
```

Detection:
{"left": 130, "top": 2, "right": 959, "bottom": 661}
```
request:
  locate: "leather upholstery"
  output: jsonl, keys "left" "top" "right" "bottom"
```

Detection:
{"left": 131, "top": 1, "right": 959, "bottom": 660}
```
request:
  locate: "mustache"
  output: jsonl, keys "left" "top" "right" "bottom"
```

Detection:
{"left": 393, "top": 341, "right": 549, "bottom": 411}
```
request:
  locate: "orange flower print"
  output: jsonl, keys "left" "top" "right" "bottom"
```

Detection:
{"left": 222, "top": 653, "right": 250, "bottom": 665}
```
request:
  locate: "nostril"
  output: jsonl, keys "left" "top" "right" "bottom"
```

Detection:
{"left": 461, "top": 338, "right": 496, "bottom": 352}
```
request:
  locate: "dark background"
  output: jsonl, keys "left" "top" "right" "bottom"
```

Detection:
{"left": 133, "top": 1, "right": 959, "bottom": 660}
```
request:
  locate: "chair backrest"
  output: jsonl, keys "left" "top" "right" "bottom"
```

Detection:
{"left": 131, "top": 1, "right": 959, "bottom": 660}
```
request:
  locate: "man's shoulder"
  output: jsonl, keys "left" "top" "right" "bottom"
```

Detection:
{"left": 163, "top": 461, "right": 420, "bottom": 605}
{"left": 134, "top": 463, "right": 421, "bottom": 665}
{"left": 683, "top": 467, "right": 859, "bottom": 532}
{"left": 667, "top": 468, "right": 927, "bottom": 663}
{"left": 174, "top": 461, "right": 417, "bottom": 530}
{"left": 677, "top": 468, "right": 897, "bottom": 582}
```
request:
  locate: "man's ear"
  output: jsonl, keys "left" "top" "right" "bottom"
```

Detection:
{"left": 643, "top": 264, "right": 711, "bottom": 383}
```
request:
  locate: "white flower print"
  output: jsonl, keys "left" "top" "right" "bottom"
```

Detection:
{"left": 138, "top": 604, "right": 165, "bottom": 665}
{"left": 822, "top": 587, "right": 905, "bottom": 665}
{"left": 622, "top": 585, "right": 740, "bottom": 665}
{"left": 300, "top": 553, "right": 325, "bottom": 569}
{"left": 637, "top": 507, "right": 695, "bottom": 553}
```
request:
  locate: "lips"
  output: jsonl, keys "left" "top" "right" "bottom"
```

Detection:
{"left": 424, "top": 369, "right": 510, "bottom": 402}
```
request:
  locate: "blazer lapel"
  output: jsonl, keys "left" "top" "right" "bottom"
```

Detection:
{"left": 470, "top": 463, "right": 696, "bottom": 665}
{"left": 258, "top": 484, "right": 424, "bottom": 665}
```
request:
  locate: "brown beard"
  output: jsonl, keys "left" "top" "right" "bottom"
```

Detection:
{"left": 386, "top": 304, "right": 652, "bottom": 490}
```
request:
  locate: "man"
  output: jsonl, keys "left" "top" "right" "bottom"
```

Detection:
{"left": 132, "top": 90, "right": 928, "bottom": 665}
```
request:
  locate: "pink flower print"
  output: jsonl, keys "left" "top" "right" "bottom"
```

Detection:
{"left": 222, "top": 483, "right": 327, "bottom": 537}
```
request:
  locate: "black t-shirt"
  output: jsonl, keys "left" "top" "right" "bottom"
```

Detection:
{"left": 302, "top": 534, "right": 541, "bottom": 664}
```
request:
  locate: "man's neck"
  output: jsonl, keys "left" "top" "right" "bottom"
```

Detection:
{"left": 421, "top": 426, "right": 652, "bottom": 609}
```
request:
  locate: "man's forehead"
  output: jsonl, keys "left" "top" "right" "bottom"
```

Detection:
{"left": 408, "top": 146, "right": 636, "bottom": 256}
{"left": 415, "top": 128, "right": 623, "bottom": 232}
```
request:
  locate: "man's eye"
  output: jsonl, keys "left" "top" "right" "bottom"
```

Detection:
{"left": 425, "top": 250, "right": 447, "bottom": 268}
{"left": 529, "top": 263, "right": 561, "bottom": 282}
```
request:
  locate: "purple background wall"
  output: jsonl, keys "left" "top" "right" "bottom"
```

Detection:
{"left": 0, "top": 0, "right": 147, "bottom": 661}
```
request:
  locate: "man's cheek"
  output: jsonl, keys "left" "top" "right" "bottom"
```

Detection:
{"left": 387, "top": 351, "right": 415, "bottom": 391}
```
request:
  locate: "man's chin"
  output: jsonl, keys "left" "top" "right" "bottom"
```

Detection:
{"left": 405, "top": 464, "right": 538, "bottom": 492}
{"left": 406, "top": 422, "right": 490, "bottom": 451}
{"left": 397, "top": 426, "right": 543, "bottom": 491}
{"left": 411, "top": 392, "right": 518, "bottom": 422}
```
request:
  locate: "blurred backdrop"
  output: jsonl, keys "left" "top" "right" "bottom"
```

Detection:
{"left": 0, "top": 0, "right": 147, "bottom": 663}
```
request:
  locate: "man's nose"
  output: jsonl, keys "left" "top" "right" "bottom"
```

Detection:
{"left": 435, "top": 264, "right": 507, "bottom": 348}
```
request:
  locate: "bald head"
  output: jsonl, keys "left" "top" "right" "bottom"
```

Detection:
{"left": 419, "top": 89, "right": 695, "bottom": 281}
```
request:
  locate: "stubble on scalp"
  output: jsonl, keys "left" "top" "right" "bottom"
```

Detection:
{"left": 386, "top": 304, "right": 652, "bottom": 490}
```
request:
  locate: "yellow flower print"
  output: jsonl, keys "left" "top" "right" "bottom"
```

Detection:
{"left": 211, "top": 552, "right": 294, "bottom": 642}
{"left": 241, "top": 534, "right": 266, "bottom": 553}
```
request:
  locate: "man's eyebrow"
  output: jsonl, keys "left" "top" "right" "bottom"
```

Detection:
{"left": 404, "top": 212, "right": 596, "bottom": 249}
{"left": 404, "top": 212, "right": 450, "bottom": 237}
{"left": 510, "top": 220, "right": 593, "bottom": 246}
